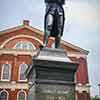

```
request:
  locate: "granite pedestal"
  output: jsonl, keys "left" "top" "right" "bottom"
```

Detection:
{"left": 26, "top": 48, "right": 78, "bottom": 100}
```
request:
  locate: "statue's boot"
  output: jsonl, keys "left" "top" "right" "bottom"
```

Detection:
{"left": 55, "top": 36, "right": 61, "bottom": 48}
{"left": 43, "top": 30, "right": 51, "bottom": 47}
{"left": 39, "top": 33, "right": 49, "bottom": 49}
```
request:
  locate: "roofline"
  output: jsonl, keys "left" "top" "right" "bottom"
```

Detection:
{"left": 0, "top": 24, "right": 89, "bottom": 55}
{"left": 61, "top": 40, "right": 89, "bottom": 55}
{"left": 0, "top": 25, "right": 44, "bottom": 36}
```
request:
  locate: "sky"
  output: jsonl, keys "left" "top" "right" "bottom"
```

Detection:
{"left": 0, "top": 0, "right": 100, "bottom": 97}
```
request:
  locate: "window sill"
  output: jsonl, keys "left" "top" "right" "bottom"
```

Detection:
{"left": 18, "top": 80, "right": 27, "bottom": 82}
{"left": 0, "top": 79, "right": 10, "bottom": 82}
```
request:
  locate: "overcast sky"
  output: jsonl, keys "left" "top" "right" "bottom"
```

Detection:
{"left": 0, "top": 0, "right": 100, "bottom": 97}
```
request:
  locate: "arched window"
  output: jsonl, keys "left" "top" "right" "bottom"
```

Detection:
{"left": 17, "top": 91, "right": 26, "bottom": 100}
{"left": 19, "top": 64, "right": 28, "bottom": 81}
{"left": 15, "top": 41, "right": 35, "bottom": 50}
{"left": 0, "top": 91, "right": 8, "bottom": 100}
{"left": 1, "top": 64, "right": 11, "bottom": 81}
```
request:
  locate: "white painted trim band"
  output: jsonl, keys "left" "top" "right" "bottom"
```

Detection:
{"left": 0, "top": 35, "right": 43, "bottom": 48}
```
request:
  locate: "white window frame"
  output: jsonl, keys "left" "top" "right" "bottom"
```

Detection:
{"left": 0, "top": 90, "right": 9, "bottom": 100}
{"left": 14, "top": 41, "right": 36, "bottom": 50}
{"left": 17, "top": 90, "right": 26, "bottom": 100}
{"left": 1, "top": 63, "right": 11, "bottom": 81}
{"left": 18, "top": 63, "right": 28, "bottom": 82}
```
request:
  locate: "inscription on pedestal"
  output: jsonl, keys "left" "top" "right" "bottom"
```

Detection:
{"left": 36, "top": 84, "right": 75, "bottom": 100}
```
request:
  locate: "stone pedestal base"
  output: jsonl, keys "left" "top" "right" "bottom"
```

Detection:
{"left": 26, "top": 48, "right": 78, "bottom": 100}
{"left": 29, "top": 84, "right": 75, "bottom": 100}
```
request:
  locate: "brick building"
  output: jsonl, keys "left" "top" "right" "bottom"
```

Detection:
{"left": 0, "top": 20, "right": 90, "bottom": 100}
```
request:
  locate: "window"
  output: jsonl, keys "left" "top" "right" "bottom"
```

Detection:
{"left": 19, "top": 64, "right": 28, "bottom": 81}
{"left": 1, "top": 64, "right": 11, "bottom": 81}
{"left": 15, "top": 41, "right": 35, "bottom": 50}
{"left": 0, "top": 91, "right": 8, "bottom": 100}
{"left": 17, "top": 91, "right": 26, "bottom": 100}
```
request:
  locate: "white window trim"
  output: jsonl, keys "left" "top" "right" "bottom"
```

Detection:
{"left": 0, "top": 89, "right": 9, "bottom": 100}
{"left": 17, "top": 90, "right": 26, "bottom": 100}
{"left": 1, "top": 63, "right": 11, "bottom": 81}
{"left": 18, "top": 63, "right": 28, "bottom": 82}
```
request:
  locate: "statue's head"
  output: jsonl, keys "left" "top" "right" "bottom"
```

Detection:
{"left": 45, "top": 0, "right": 65, "bottom": 5}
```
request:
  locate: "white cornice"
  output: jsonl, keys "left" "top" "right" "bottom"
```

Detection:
{"left": 0, "top": 48, "right": 87, "bottom": 59}
{"left": 67, "top": 51, "right": 87, "bottom": 59}
{"left": 0, "top": 48, "right": 38, "bottom": 56}
{"left": 0, "top": 81, "right": 29, "bottom": 89}
{"left": 75, "top": 83, "right": 90, "bottom": 93}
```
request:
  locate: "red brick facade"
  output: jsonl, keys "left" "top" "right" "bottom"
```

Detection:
{"left": 0, "top": 20, "right": 90, "bottom": 100}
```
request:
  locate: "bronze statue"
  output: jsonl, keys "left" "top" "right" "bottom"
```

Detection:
{"left": 43, "top": 0, "right": 65, "bottom": 48}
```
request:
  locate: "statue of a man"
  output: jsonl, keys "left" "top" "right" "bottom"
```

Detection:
{"left": 43, "top": 0, "right": 65, "bottom": 48}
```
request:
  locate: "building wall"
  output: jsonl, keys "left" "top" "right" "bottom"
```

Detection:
{"left": 0, "top": 88, "right": 28, "bottom": 100}
{"left": 0, "top": 23, "right": 90, "bottom": 100}
{"left": 0, "top": 54, "right": 30, "bottom": 100}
